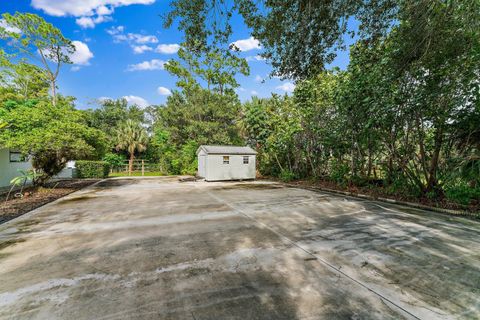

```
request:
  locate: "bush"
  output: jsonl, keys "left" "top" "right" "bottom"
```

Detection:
{"left": 329, "top": 160, "right": 349, "bottom": 184}
{"left": 76, "top": 160, "right": 110, "bottom": 178}
{"left": 445, "top": 182, "right": 480, "bottom": 205}
{"left": 102, "top": 153, "right": 125, "bottom": 169}
{"left": 279, "top": 169, "right": 296, "bottom": 182}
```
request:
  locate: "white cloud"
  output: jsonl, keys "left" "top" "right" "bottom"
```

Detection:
{"left": 122, "top": 95, "right": 149, "bottom": 108}
{"left": 157, "top": 86, "right": 171, "bottom": 95}
{"left": 96, "top": 5, "right": 113, "bottom": 15}
{"left": 107, "top": 25, "right": 124, "bottom": 35}
{"left": 75, "top": 13, "right": 112, "bottom": 28}
{"left": 32, "top": 1, "right": 152, "bottom": 29}
{"left": 127, "top": 59, "right": 165, "bottom": 71}
{"left": 31, "top": 0, "right": 154, "bottom": 17}
{"left": 155, "top": 44, "right": 180, "bottom": 54}
{"left": 231, "top": 37, "right": 260, "bottom": 52}
{"left": 70, "top": 41, "right": 94, "bottom": 65}
{"left": 0, "top": 19, "right": 21, "bottom": 33}
{"left": 254, "top": 75, "right": 263, "bottom": 82}
{"left": 276, "top": 82, "right": 296, "bottom": 93}
{"left": 131, "top": 34, "right": 158, "bottom": 44}
{"left": 98, "top": 96, "right": 112, "bottom": 102}
{"left": 251, "top": 90, "right": 258, "bottom": 95}
{"left": 107, "top": 26, "right": 158, "bottom": 50}
{"left": 75, "top": 16, "right": 95, "bottom": 28}
{"left": 132, "top": 45, "right": 153, "bottom": 54}
{"left": 246, "top": 55, "right": 265, "bottom": 62}
{"left": 71, "top": 66, "right": 81, "bottom": 72}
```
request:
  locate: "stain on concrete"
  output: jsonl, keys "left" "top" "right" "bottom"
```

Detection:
{"left": 58, "top": 195, "right": 98, "bottom": 203}
{"left": 0, "top": 238, "right": 26, "bottom": 251}
{"left": 94, "top": 179, "right": 139, "bottom": 188}
{"left": 213, "top": 183, "right": 285, "bottom": 191}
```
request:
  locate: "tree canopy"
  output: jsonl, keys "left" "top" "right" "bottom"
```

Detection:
{"left": 0, "top": 12, "right": 74, "bottom": 105}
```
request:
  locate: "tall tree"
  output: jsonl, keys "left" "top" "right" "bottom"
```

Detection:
{"left": 165, "top": 46, "right": 249, "bottom": 95}
{"left": 0, "top": 13, "right": 74, "bottom": 106}
{"left": 87, "top": 98, "right": 145, "bottom": 149}
{"left": 0, "top": 60, "right": 50, "bottom": 100}
{"left": 115, "top": 120, "right": 148, "bottom": 174}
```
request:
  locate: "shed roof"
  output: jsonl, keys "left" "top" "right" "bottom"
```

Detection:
{"left": 196, "top": 145, "right": 257, "bottom": 155}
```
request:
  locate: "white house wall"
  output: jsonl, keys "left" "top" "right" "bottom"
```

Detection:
{"left": 205, "top": 154, "right": 255, "bottom": 181}
{"left": 0, "top": 148, "right": 32, "bottom": 188}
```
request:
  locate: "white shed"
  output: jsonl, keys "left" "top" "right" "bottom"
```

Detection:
{"left": 196, "top": 145, "right": 257, "bottom": 181}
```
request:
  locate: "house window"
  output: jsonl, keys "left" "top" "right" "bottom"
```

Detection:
{"left": 243, "top": 156, "right": 249, "bottom": 164}
{"left": 9, "top": 151, "right": 27, "bottom": 162}
{"left": 223, "top": 156, "right": 230, "bottom": 164}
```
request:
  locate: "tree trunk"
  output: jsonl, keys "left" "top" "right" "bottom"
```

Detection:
{"left": 129, "top": 153, "right": 134, "bottom": 176}
{"left": 425, "top": 127, "right": 444, "bottom": 194}
{"left": 50, "top": 79, "right": 56, "bottom": 107}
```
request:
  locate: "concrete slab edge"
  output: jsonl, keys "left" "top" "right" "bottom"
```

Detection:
{"left": 285, "top": 183, "right": 479, "bottom": 219}
{"left": 0, "top": 179, "right": 105, "bottom": 227}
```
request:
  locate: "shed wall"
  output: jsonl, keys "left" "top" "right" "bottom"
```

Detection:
{"left": 205, "top": 154, "right": 255, "bottom": 181}
{"left": 197, "top": 150, "right": 207, "bottom": 178}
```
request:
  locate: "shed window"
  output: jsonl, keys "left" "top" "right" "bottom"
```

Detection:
{"left": 223, "top": 156, "right": 230, "bottom": 164}
{"left": 243, "top": 156, "right": 249, "bottom": 164}
{"left": 9, "top": 151, "right": 27, "bottom": 162}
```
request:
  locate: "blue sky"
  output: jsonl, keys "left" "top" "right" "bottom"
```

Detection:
{"left": 1, "top": 1, "right": 353, "bottom": 109}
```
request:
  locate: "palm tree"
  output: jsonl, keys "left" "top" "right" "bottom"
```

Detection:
{"left": 115, "top": 120, "right": 148, "bottom": 175}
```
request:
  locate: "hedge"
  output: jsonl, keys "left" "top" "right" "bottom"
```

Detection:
{"left": 76, "top": 160, "right": 110, "bottom": 178}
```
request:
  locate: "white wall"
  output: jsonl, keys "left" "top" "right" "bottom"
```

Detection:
{"left": 205, "top": 154, "right": 255, "bottom": 181}
{"left": 54, "top": 160, "right": 77, "bottom": 179}
{"left": 0, "top": 148, "right": 33, "bottom": 188}
{"left": 197, "top": 150, "right": 207, "bottom": 178}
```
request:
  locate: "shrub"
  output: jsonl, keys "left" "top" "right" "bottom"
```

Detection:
{"left": 445, "top": 182, "right": 480, "bottom": 206}
{"left": 279, "top": 169, "right": 296, "bottom": 182}
{"left": 76, "top": 160, "right": 110, "bottom": 178}
{"left": 102, "top": 153, "right": 125, "bottom": 169}
{"left": 329, "top": 160, "right": 349, "bottom": 184}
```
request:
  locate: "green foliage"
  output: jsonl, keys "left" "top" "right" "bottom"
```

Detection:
{"left": 102, "top": 153, "right": 125, "bottom": 169}
{"left": 0, "top": 99, "right": 107, "bottom": 183}
{"left": 76, "top": 160, "right": 110, "bottom": 179}
{"left": 0, "top": 61, "right": 50, "bottom": 101}
{"left": 279, "top": 169, "right": 295, "bottom": 182}
{"left": 87, "top": 98, "right": 146, "bottom": 149}
{"left": 115, "top": 119, "right": 148, "bottom": 173}
{"left": 167, "top": 140, "right": 199, "bottom": 175}
{"left": 240, "top": 1, "right": 480, "bottom": 206}
{"left": 329, "top": 160, "right": 350, "bottom": 185}
{"left": 153, "top": 82, "right": 243, "bottom": 174}
{"left": 0, "top": 12, "right": 75, "bottom": 104}
{"left": 10, "top": 169, "right": 41, "bottom": 187}
{"left": 444, "top": 183, "right": 480, "bottom": 206}
{"left": 165, "top": 47, "right": 249, "bottom": 95}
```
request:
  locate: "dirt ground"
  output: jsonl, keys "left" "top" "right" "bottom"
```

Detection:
{"left": 0, "top": 177, "right": 478, "bottom": 319}
{"left": 0, "top": 179, "right": 99, "bottom": 224}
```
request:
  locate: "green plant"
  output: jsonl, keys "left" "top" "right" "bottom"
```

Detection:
{"left": 279, "top": 169, "right": 296, "bottom": 182}
{"left": 445, "top": 182, "right": 480, "bottom": 206}
{"left": 102, "top": 153, "right": 125, "bottom": 169}
{"left": 329, "top": 160, "right": 349, "bottom": 184}
{"left": 5, "top": 169, "right": 42, "bottom": 202}
{"left": 76, "top": 160, "right": 110, "bottom": 178}
{"left": 115, "top": 120, "right": 148, "bottom": 174}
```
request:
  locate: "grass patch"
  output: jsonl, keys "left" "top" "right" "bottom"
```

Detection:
{"left": 109, "top": 171, "right": 165, "bottom": 177}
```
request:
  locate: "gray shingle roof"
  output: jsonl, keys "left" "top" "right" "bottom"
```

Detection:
{"left": 197, "top": 145, "right": 257, "bottom": 155}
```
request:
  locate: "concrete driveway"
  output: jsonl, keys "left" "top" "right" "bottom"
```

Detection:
{"left": 0, "top": 177, "right": 478, "bottom": 320}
